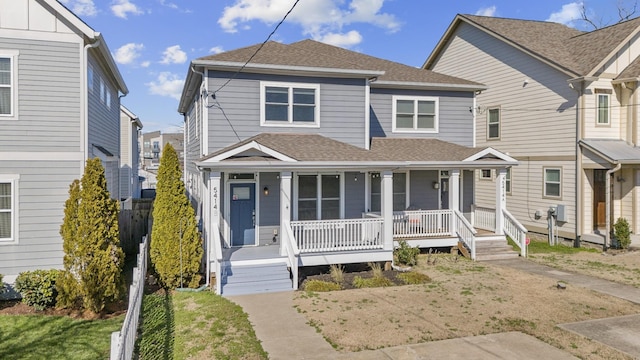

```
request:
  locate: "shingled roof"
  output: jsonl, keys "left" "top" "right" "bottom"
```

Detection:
{"left": 195, "top": 39, "right": 482, "bottom": 87}
{"left": 427, "top": 14, "right": 640, "bottom": 77}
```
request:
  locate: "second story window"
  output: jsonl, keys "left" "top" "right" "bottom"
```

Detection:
{"left": 261, "top": 82, "right": 320, "bottom": 127}
{"left": 487, "top": 107, "right": 500, "bottom": 139}
{"left": 596, "top": 89, "right": 611, "bottom": 125}
{"left": 392, "top": 96, "right": 438, "bottom": 132}
{"left": 0, "top": 51, "right": 18, "bottom": 117}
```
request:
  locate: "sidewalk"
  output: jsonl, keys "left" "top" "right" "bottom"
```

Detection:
{"left": 230, "top": 291, "right": 577, "bottom": 360}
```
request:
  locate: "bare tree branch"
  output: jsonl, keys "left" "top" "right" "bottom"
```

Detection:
{"left": 580, "top": 0, "right": 638, "bottom": 29}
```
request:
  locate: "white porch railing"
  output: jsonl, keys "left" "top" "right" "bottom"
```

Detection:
{"left": 503, "top": 209, "right": 528, "bottom": 257}
{"left": 212, "top": 222, "right": 223, "bottom": 295}
{"left": 282, "top": 222, "right": 300, "bottom": 289}
{"left": 110, "top": 236, "right": 148, "bottom": 360}
{"left": 472, "top": 205, "right": 496, "bottom": 231}
{"left": 392, "top": 209, "right": 453, "bottom": 238}
{"left": 291, "top": 218, "right": 384, "bottom": 253}
{"left": 454, "top": 210, "right": 477, "bottom": 259}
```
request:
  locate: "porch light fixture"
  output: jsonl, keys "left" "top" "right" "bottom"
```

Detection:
{"left": 433, "top": 182, "right": 440, "bottom": 190}
{"left": 617, "top": 176, "right": 625, "bottom": 182}
{"left": 263, "top": 186, "right": 269, "bottom": 196}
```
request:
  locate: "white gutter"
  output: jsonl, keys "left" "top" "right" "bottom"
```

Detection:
{"left": 191, "top": 60, "right": 385, "bottom": 79}
{"left": 195, "top": 160, "right": 519, "bottom": 170}
{"left": 605, "top": 163, "right": 622, "bottom": 250}
{"left": 371, "top": 80, "right": 487, "bottom": 92}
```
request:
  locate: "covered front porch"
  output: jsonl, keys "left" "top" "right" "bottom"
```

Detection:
{"left": 196, "top": 134, "right": 526, "bottom": 295}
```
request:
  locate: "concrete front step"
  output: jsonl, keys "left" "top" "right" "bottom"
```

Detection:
{"left": 221, "top": 262, "right": 293, "bottom": 296}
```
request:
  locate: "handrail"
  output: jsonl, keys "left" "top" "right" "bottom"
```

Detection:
{"left": 392, "top": 209, "right": 452, "bottom": 238}
{"left": 454, "top": 210, "right": 477, "bottom": 260}
{"left": 503, "top": 209, "right": 528, "bottom": 257}
{"left": 212, "top": 222, "right": 223, "bottom": 295}
{"left": 473, "top": 205, "right": 496, "bottom": 231}
{"left": 291, "top": 218, "right": 384, "bottom": 253}
{"left": 282, "top": 222, "right": 300, "bottom": 290}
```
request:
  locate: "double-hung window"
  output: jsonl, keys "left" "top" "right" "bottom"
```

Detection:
{"left": 596, "top": 89, "right": 611, "bottom": 125}
{"left": 487, "top": 107, "right": 500, "bottom": 139}
{"left": 297, "top": 174, "right": 341, "bottom": 220}
{"left": 261, "top": 82, "right": 319, "bottom": 126}
{"left": 392, "top": 96, "right": 438, "bottom": 132}
{"left": 0, "top": 51, "right": 18, "bottom": 117}
{"left": 505, "top": 168, "right": 512, "bottom": 194}
{"left": 0, "top": 175, "right": 18, "bottom": 243}
{"left": 544, "top": 168, "right": 561, "bottom": 198}
{"left": 369, "top": 172, "right": 407, "bottom": 212}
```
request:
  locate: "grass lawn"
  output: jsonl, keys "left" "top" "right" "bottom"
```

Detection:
{"left": 0, "top": 313, "right": 123, "bottom": 359}
{"left": 136, "top": 290, "right": 267, "bottom": 360}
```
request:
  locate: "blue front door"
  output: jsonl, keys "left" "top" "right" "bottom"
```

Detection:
{"left": 230, "top": 183, "right": 256, "bottom": 246}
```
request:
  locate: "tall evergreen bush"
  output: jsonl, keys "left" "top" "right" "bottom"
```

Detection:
{"left": 57, "top": 158, "right": 124, "bottom": 312}
{"left": 150, "top": 144, "right": 202, "bottom": 289}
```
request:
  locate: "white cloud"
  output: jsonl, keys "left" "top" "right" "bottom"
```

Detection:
{"left": 209, "top": 46, "right": 224, "bottom": 54}
{"left": 316, "top": 30, "right": 362, "bottom": 48}
{"left": 111, "top": 0, "right": 143, "bottom": 19}
{"left": 141, "top": 61, "right": 151, "bottom": 68}
{"left": 159, "top": 0, "right": 178, "bottom": 9}
{"left": 114, "top": 43, "right": 144, "bottom": 65}
{"left": 475, "top": 6, "right": 497, "bottom": 17}
{"left": 546, "top": 2, "right": 582, "bottom": 25}
{"left": 59, "top": 0, "right": 97, "bottom": 17}
{"left": 160, "top": 45, "right": 187, "bottom": 64}
{"left": 218, "top": 0, "right": 401, "bottom": 48}
{"left": 146, "top": 72, "right": 184, "bottom": 100}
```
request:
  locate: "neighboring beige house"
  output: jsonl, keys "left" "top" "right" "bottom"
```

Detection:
{"left": 425, "top": 14, "right": 640, "bottom": 248}
{"left": 120, "top": 105, "right": 143, "bottom": 201}
{"left": 141, "top": 131, "right": 184, "bottom": 170}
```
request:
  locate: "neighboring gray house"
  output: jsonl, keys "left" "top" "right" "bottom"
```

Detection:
{"left": 120, "top": 105, "right": 143, "bottom": 201}
{"left": 178, "top": 40, "right": 526, "bottom": 296}
{"left": 425, "top": 14, "right": 640, "bottom": 248}
{"left": 141, "top": 131, "right": 184, "bottom": 170}
{"left": 0, "top": 0, "right": 127, "bottom": 284}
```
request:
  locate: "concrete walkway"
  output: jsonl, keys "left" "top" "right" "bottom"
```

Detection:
{"left": 229, "top": 291, "right": 577, "bottom": 360}
{"left": 230, "top": 258, "right": 640, "bottom": 360}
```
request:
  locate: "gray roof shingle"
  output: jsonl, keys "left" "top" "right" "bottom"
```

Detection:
{"left": 196, "top": 39, "right": 482, "bottom": 87}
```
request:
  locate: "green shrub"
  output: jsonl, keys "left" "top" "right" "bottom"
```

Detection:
{"left": 151, "top": 144, "right": 203, "bottom": 289}
{"left": 303, "top": 280, "right": 341, "bottom": 292}
{"left": 57, "top": 158, "right": 125, "bottom": 313}
{"left": 352, "top": 275, "right": 393, "bottom": 288}
{"left": 398, "top": 271, "right": 431, "bottom": 285}
{"left": 0, "top": 274, "right": 4, "bottom": 294}
{"left": 614, "top": 217, "right": 631, "bottom": 249}
{"left": 329, "top": 264, "right": 344, "bottom": 284}
{"left": 14, "top": 270, "right": 60, "bottom": 310}
{"left": 394, "top": 240, "right": 420, "bottom": 266}
{"left": 368, "top": 262, "right": 383, "bottom": 278}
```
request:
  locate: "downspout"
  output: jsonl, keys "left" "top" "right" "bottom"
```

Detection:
{"left": 605, "top": 163, "right": 622, "bottom": 250}
{"left": 82, "top": 39, "right": 101, "bottom": 174}
{"left": 569, "top": 80, "right": 583, "bottom": 247}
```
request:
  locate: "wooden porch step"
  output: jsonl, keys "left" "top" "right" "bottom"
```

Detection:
{"left": 472, "top": 236, "right": 520, "bottom": 261}
{"left": 221, "top": 262, "right": 293, "bottom": 296}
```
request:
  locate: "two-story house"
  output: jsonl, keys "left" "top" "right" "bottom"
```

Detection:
{"left": 120, "top": 105, "right": 143, "bottom": 202}
{"left": 179, "top": 40, "right": 524, "bottom": 296}
{"left": 425, "top": 14, "right": 640, "bottom": 249}
{"left": 0, "top": 0, "right": 127, "bottom": 286}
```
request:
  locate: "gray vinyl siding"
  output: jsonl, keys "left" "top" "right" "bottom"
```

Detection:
{"left": 258, "top": 173, "right": 280, "bottom": 245}
{"left": 87, "top": 52, "right": 120, "bottom": 159}
{"left": 0, "top": 160, "right": 80, "bottom": 277}
{"left": 462, "top": 170, "right": 473, "bottom": 213}
{"left": 431, "top": 22, "right": 578, "bottom": 238}
{"left": 409, "top": 170, "right": 439, "bottom": 210}
{"left": 345, "top": 172, "right": 365, "bottom": 218}
{"left": 206, "top": 72, "right": 366, "bottom": 152}
{"left": 0, "top": 37, "right": 81, "bottom": 151}
{"left": 185, "top": 104, "right": 201, "bottom": 204}
{"left": 370, "top": 88, "right": 475, "bottom": 146}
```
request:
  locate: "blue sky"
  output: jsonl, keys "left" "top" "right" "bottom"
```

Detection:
{"left": 59, "top": 0, "right": 634, "bottom": 133}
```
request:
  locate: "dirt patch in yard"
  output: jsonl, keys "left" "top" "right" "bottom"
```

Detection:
{"left": 293, "top": 252, "right": 640, "bottom": 359}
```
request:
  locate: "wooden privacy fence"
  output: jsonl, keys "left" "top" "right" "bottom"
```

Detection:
{"left": 119, "top": 199, "right": 153, "bottom": 256}
{"left": 110, "top": 235, "right": 149, "bottom": 360}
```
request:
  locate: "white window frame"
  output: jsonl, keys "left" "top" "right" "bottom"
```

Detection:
{"left": 596, "top": 90, "right": 611, "bottom": 125}
{"left": 99, "top": 77, "right": 105, "bottom": 104}
{"left": 392, "top": 96, "right": 439, "bottom": 133}
{"left": 260, "top": 81, "right": 320, "bottom": 127}
{"left": 87, "top": 64, "right": 94, "bottom": 93}
{"left": 106, "top": 89, "right": 112, "bottom": 110}
{"left": 480, "top": 169, "right": 492, "bottom": 180}
{"left": 0, "top": 174, "right": 19, "bottom": 244}
{"left": 543, "top": 167, "right": 562, "bottom": 198}
{"left": 487, "top": 107, "right": 500, "bottom": 140}
{"left": 293, "top": 173, "right": 343, "bottom": 220}
{"left": 505, "top": 168, "right": 512, "bottom": 194}
{"left": 0, "top": 50, "right": 19, "bottom": 118}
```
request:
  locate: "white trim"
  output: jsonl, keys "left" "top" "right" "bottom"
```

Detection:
{"left": 294, "top": 172, "right": 343, "bottom": 220}
{"left": 595, "top": 92, "right": 610, "bottom": 125}
{"left": 226, "top": 177, "right": 259, "bottom": 247}
{"left": 365, "top": 79, "right": 371, "bottom": 150}
{"left": 0, "top": 152, "right": 84, "bottom": 161}
{"left": 203, "top": 69, "right": 209, "bottom": 154}
{"left": 463, "top": 147, "right": 517, "bottom": 162}
{"left": 487, "top": 107, "right": 500, "bottom": 140}
{"left": 260, "top": 81, "right": 320, "bottom": 128}
{"left": 480, "top": 169, "right": 493, "bottom": 179}
{"left": 192, "top": 59, "right": 384, "bottom": 78}
{"left": 472, "top": 96, "right": 477, "bottom": 148}
{"left": 339, "top": 172, "right": 345, "bottom": 219}
{"left": 543, "top": 167, "right": 562, "bottom": 198}
{"left": 0, "top": 28, "right": 80, "bottom": 43}
{"left": 0, "top": 174, "right": 19, "bottom": 244}
{"left": 0, "top": 50, "right": 19, "bottom": 119}
{"left": 204, "top": 141, "right": 297, "bottom": 163}
{"left": 391, "top": 95, "right": 439, "bottom": 133}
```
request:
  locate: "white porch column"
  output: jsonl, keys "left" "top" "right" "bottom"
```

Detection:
{"left": 495, "top": 168, "right": 506, "bottom": 235}
{"left": 280, "top": 172, "right": 292, "bottom": 256}
{"left": 449, "top": 169, "right": 460, "bottom": 211}
{"left": 381, "top": 170, "right": 393, "bottom": 250}
{"left": 208, "top": 171, "right": 221, "bottom": 287}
